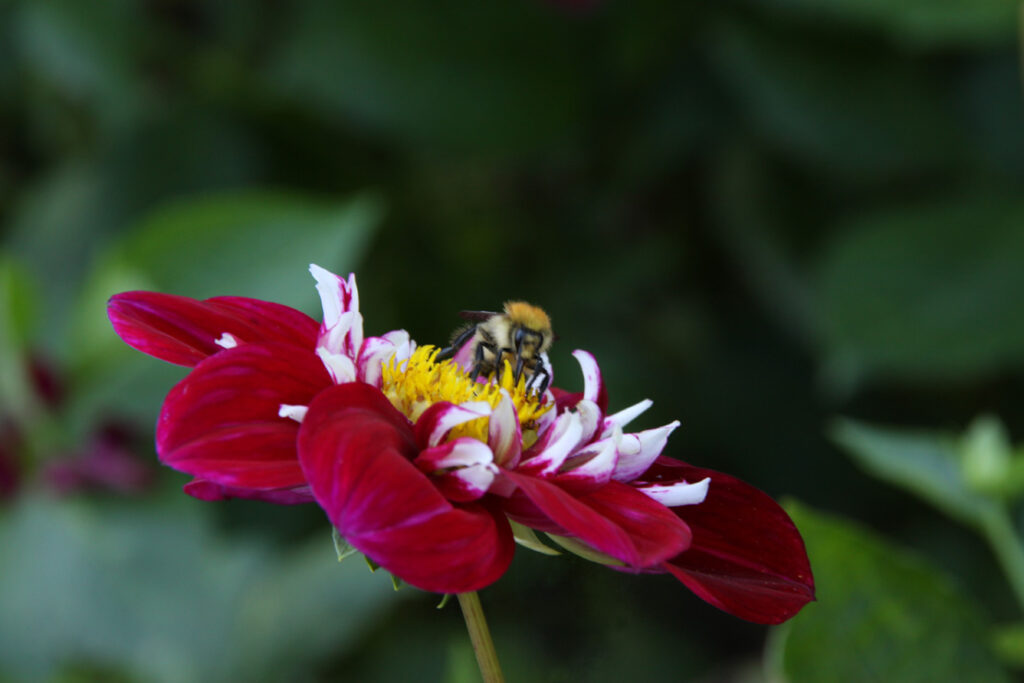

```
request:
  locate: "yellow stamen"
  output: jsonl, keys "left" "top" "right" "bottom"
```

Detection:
{"left": 381, "top": 345, "right": 551, "bottom": 446}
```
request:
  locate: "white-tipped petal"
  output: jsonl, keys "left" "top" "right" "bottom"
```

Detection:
{"left": 214, "top": 332, "right": 239, "bottom": 349}
{"left": 358, "top": 329, "right": 413, "bottom": 386}
{"left": 572, "top": 350, "right": 602, "bottom": 404}
{"left": 575, "top": 399, "right": 602, "bottom": 444}
{"left": 278, "top": 404, "right": 308, "bottom": 422}
{"left": 310, "top": 265, "right": 363, "bottom": 357}
{"left": 612, "top": 421, "right": 680, "bottom": 482}
{"left": 316, "top": 348, "right": 357, "bottom": 384}
{"left": 603, "top": 399, "right": 653, "bottom": 435}
{"left": 639, "top": 477, "right": 710, "bottom": 507}
{"left": 558, "top": 430, "right": 620, "bottom": 487}
{"left": 522, "top": 411, "right": 584, "bottom": 476}
{"left": 425, "top": 401, "right": 492, "bottom": 447}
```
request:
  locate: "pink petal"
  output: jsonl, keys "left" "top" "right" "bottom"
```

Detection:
{"left": 518, "top": 411, "right": 583, "bottom": 476}
{"left": 612, "top": 421, "right": 679, "bottom": 483}
{"left": 108, "top": 292, "right": 318, "bottom": 367}
{"left": 183, "top": 479, "right": 314, "bottom": 504}
{"left": 413, "top": 401, "right": 492, "bottom": 448}
{"left": 648, "top": 458, "right": 815, "bottom": 624}
{"left": 298, "top": 383, "right": 514, "bottom": 593}
{"left": 357, "top": 330, "right": 414, "bottom": 387}
{"left": 503, "top": 472, "right": 691, "bottom": 568}
{"left": 488, "top": 393, "right": 522, "bottom": 468}
{"left": 554, "top": 432, "right": 619, "bottom": 490}
{"left": 157, "top": 343, "right": 330, "bottom": 489}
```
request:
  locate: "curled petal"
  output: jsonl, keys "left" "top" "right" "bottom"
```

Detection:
{"left": 650, "top": 458, "right": 815, "bottom": 624}
{"left": 612, "top": 421, "right": 680, "bottom": 483}
{"left": 416, "top": 437, "right": 498, "bottom": 502}
{"left": 575, "top": 399, "right": 602, "bottom": 445}
{"left": 414, "top": 401, "right": 492, "bottom": 448}
{"left": 555, "top": 430, "right": 620, "bottom": 490}
{"left": 310, "top": 265, "right": 364, "bottom": 359}
{"left": 299, "top": 383, "right": 513, "bottom": 593}
{"left": 358, "top": 329, "right": 414, "bottom": 387}
{"left": 108, "top": 292, "right": 317, "bottom": 367}
{"left": 317, "top": 348, "right": 357, "bottom": 384}
{"left": 572, "top": 349, "right": 608, "bottom": 414}
{"left": 488, "top": 393, "right": 522, "bottom": 468}
{"left": 157, "top": 343, "right": 331, "bottom": 490}
{"left": 503, "top": 472, "right": 691, "bottom": 568}
{"left": 519, "top": 411, "right": 583, "bottom": 476}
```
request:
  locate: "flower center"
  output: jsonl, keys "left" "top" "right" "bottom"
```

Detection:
{"left": 381, "top": 345, "right": 551, "bottom": 445}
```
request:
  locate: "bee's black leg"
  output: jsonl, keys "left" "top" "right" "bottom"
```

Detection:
{"left": 470, "top": 341, "right": 495, "bottom": 382}
{"left": 437, "top": 325, "right": 478, "bottom": 361}
{"left": 530, "top": 366, "right": 551, "bottom": 395}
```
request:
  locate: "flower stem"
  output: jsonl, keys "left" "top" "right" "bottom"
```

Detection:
{"left": 457, "top": 591, "right": 505, "bottom": 683}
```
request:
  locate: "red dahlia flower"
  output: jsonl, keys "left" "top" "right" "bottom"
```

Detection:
{"left": 109, "top": 265, "right": 813, "bottom": 624}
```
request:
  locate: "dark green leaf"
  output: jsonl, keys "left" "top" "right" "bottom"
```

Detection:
{"left": 264, "top": 1, "right": 586, "bottom": 153}
{"left": 751, "top": 0, "right": 1018, "bottom": 49}
{"left": 711, "top": 20, "right": 963, "bottom": 179}
{"left": 817, "top": 197, "right": 1024, "bottom": 383}
{"left": 767, "top": 502, "right": 1009, "bottom": 683}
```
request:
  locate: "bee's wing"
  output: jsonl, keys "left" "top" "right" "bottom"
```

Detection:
{"left": 458, "top": 310, "right": 498, "bottom": 321}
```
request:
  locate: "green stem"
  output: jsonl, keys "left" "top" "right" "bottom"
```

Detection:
{"left": 982, "top": 507, "right": 1024, "bottom": 614}
{"left": 457, "top": 592, "right": 505, "bottom": 683}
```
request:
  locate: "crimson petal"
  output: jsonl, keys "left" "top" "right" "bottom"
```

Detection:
{"left": 503, "top": 472, "right": 691, "bottom": 569}
{"left": 108, "top": 292, "right": 318, "bottom": 367}
{"left": 157, "top": 343, "right": 330, "bottom": 490}
{"left": 298, "top": 383, "right": 514, "bottom": 593}
{"left": 648, "top": 458, "right": 815, "bottom": 624}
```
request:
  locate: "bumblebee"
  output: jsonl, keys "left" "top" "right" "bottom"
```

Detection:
{"left": 436, "top": 302, "right": 553, "bottom": 394}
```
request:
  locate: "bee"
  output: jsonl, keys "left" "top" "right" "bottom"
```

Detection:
{"left": 436, "top": 302, "right": 553, "bottom": 394}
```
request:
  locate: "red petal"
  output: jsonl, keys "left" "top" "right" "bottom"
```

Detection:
{"left": 157, "top": 343, "right": 330, "bottom": 489}
{"left": 108, "top": 292, "right": 318, "bottom": 367}
{"left": 503, "top": 471, "right": 691, "bottom": 568}
{"left": 298, "top": 383, "right": 514, "bottom": 593}
{"left": 648, "top": 458, "right": 815, "bottom": 624}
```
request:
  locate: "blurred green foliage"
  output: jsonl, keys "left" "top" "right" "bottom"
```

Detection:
{"left": 1, "top": 0, "right": 1023, "bottom": 680}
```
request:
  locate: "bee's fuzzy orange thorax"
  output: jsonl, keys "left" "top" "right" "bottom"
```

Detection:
{"left": 503, "top": 301, "right": 551, "bottom": 332}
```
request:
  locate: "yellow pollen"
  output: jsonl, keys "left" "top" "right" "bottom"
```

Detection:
{"left": 381, "top": 345, "right": 551, "bottom": 445}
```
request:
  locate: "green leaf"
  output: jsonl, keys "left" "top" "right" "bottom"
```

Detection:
{"left": 710, "top": 20, "right": 962, "bottom": 181}
{"left": 0, "top": 495, "right": 403, "bottom": 683}
{"left": 817, "top": 196, "right": 1024, "bottom": 384}
{"left": 12, "top": 0, "right": 146, "bottom": 129}
{"left": 264, "top": 0, "right": 586, "bottom": 154}
{"left": 830, "top": 418, "right": 999, "bottom": 529}
{"left": 767, "top": 502, "right": 1010, "bottom": 683}
{"left": 751, "top": 0, "right": 1018, "bottom": 49}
